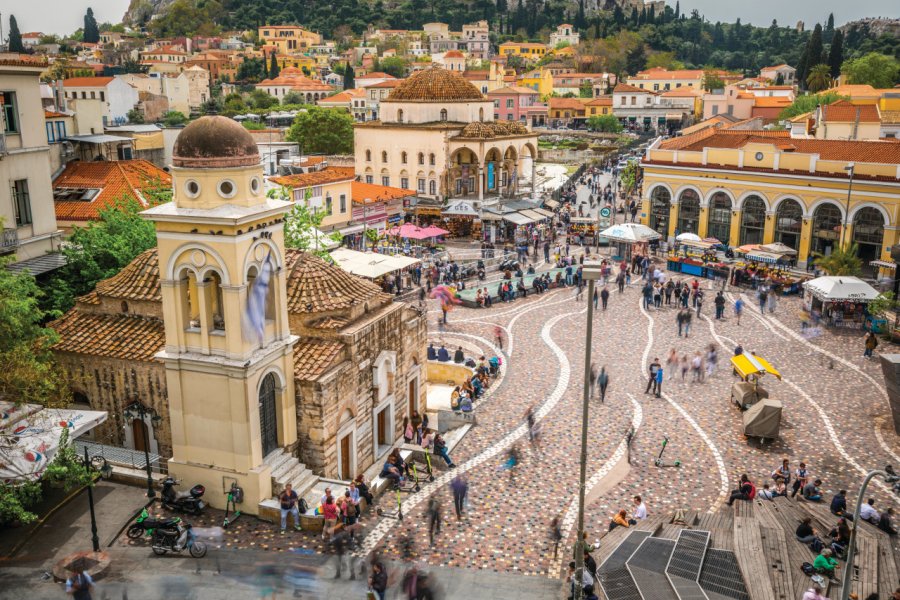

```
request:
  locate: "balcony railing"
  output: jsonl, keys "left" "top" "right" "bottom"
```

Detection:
{"left": 0, "top": 228, "right": 18, "bottom": 253}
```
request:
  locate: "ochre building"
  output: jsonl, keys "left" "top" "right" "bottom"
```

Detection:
{"left": 641, "top": 129, "right": 900, "bottom": 271}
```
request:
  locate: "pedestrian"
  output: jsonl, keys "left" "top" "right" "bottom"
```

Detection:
{"left": 426, "top": 497, "right": 442, "bottom": 545}
{"left": 645, "top": 357, "right": 661, "bottom": 395}
{"left": 695, "top": 289, "right": 704, "bottom": 317}
{"left": 680, "top": 353, "right": 689, "bottom": 381}
{"left": 792, "top": 462, "right": 809, "bottom": 499}
{"left": 600, "top": 286, "right": 610, "bottom": 310}
{"left": 768, "top": 289, "right": 777, "bottom": 313}
{"left": 279, "top": 483, "right": 301, "bottom": 534}
{"left": 66, "top": 561, "right": 94, "bottom": 600}
{"left": 758, "top": 287, "right": 768, "bottom": 314}
{"left": 864, "top": 331, "right": 878, "bottom": 358}
{"left": 734, "top": 297, "right": 744, "bottom": 325}
{"left": 450, "top": 474, "right": 468, "bottom": 520}
{"left": 706, "top": 345, "right": 718, "bottom": 378}
{"left": 597, "top": 366, "right": 609, "bottom": 402}
{"left": 714, "top": 291, "right": 726, "bottom": 319}
{"left": 593, "top": 288, "right": 599, "bottom": 310}
{"left": 550, "top": 515, "right": 563, "bottom": 559}
{"left": 368, "top": 561, "right": 388, "bottom": 600}
{"left": 666, "top": 349, "right": 678, "bottom": 381}
{"left": 691, "top": 351, "right": 703, "bottom": 383}
{"left": 495, "top": 325, "right": 504, "bottom": 351}
{"left": 654, "top": 364, "right": 663, "bottom": 398}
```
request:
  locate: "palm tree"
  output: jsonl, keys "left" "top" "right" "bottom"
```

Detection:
{"left": 814, "top": 243, "right": 863, "bottom": 276}
{"left": 806, "top": 64, "right": 832, "bottom": 93}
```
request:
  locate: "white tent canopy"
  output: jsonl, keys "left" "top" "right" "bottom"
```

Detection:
{"left": 292, "top": 226, "right": 340, "bottom": 250}
{"left": 329, "top": 248, "right": 420, "bottom": 279}
{"left": 599, "top": 223, "right": 661, "bottom": 243}
{"left": 802, "top": 276, "right": 880, "bottom": 303}
{"left": 675, "top": 232, "right": 702, "bottom": 242}
{"left": 0, "top": 402, "right": 108, "bottom": 482}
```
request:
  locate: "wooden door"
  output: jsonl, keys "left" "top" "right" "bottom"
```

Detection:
{"left": 408, "top": 378, "right": 417, "bottom": 417}
{"left": 339, "top": 434, "right": 351, "bottom": 480}
{"left": 132, "top": 418, "right": 148, "bottom": 453}
{"left": 377, "top": 409, "right": 387, "bottom": 447}
{"left": 259, "top": 374, "right": 278, "bottom": 458}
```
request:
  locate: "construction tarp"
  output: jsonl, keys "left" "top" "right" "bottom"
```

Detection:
{"left": 731, "top": 354, "right": 781, "bottom": 380}
{"left": 742, "top": 398, "right": 783, "bottom": 439}
{"left": 329, "top": 248, "right": 420, "bottom": 279}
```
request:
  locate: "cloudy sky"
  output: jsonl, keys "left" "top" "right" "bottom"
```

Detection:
{"left": 1, "top": 0, "right": 898, "bottom": 36}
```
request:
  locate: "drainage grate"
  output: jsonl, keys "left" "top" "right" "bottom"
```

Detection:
{"left": 599, "top": 530, "right": 652, "bottom": 574}
{"left": 601, "top": 566, "right": 644, "bottom": 600}
{"left": 668, "top": 530, "right": 711, "bottom": 580}
{"left": 628, "top": 538, "right": 678, "bottom": 600}
{"left": 698, "top": 548, "right": 751, "bottom": 600}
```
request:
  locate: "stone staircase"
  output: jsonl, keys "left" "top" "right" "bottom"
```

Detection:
{"left": 264, "top": 449, "right": 318, "bottom": 499}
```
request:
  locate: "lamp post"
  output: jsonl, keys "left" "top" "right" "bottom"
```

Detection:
{"left": 124, "top": 402, "right": 161, "bottom": 499}
{"left": 82, "top": 447, "right": 101, "bottom": 553}
{"left": 842, "top": 163, "right": 855, "bottom": 250}
{"left": 574, "top": 261, "right": 603, "bottom": 600}
{"left": 840, "top": 466, "right": 900, "bottom": 600}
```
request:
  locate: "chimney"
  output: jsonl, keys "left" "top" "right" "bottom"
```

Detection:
{"left": 851, "top": 107, "right": 861, "bottom": 141}
{"left": 55, "top": 79, "right": 66, "bottom": 112}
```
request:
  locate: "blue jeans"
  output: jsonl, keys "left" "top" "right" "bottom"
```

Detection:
{"left": 281, "top": 505, "right": 299, "bottom": 530}
{"left": 864, "top": 348, "right": 873, "bottom": 357}
{"left": 437, "top": 447, "right": 453, "bottom": 466}
{"left": 566, "top": 274, "right": 573, "bottom": 286}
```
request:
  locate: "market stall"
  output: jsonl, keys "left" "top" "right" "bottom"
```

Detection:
{"left": 802, "top": 275, "right": 880, "bottom": 328}
{"left": 568, "top": 216, "right": 598, "bottom": 245}
{"left": 329, "top": 248, "right": 421, "bottom": 292}
{"left": 442, "top": 200, "right": 481, "bottom": 239}
{"left": 599, "top": 223, "right": 661, "bottom": 262}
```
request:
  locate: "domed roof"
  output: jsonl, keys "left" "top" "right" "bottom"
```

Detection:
{"left": 172, "top": 116, "right": 259, "bottom": 168}
{"left": 284, "top": 250, "right": 391, "bottom": 314}
{"left": 387, "top": 67, "right": 485, "bottom": 102}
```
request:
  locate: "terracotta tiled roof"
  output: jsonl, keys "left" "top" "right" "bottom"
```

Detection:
{"left": 0, "top": 54, "right": 48, "bottom": 67}
{"left": 365, "top": 79, "right": 403, "bottom": 89}
{"left": 54, "top": 160, "right": 171, "bottom": 222}
{"left": 661, "top": 88, "right": 702, "bottom": 98}
{"left": 270, "top": 166, "right": 355, "bottom": 188}
{"left": 456, "top": 121, "right": 530, "bottom": 139}
{"left": 761, "top": 64, "right": 791, "bottom": 70}
{"left": 614, "top": 82, "right": 653, "bottom": 94}
{"left": 293, "top": 339, "right": 345, "bottom": 380}
{"left": 313, "top": 316, "right": 350, "bottom": 329}
{"left": 632, "top": 67, "right": 738, "bottom": 80}
{"left": 318, "top": 89, "right": 364, "bottom": 104}
{"left": 548, "top": 97, "right": 585, "bottom": 110}
{"left": 284, "top": 250, "right": 391, "bottom": 314}
{"left": 94, "top": 248, "right": 161, "bottom": 302}
{"left": 487, "top": 85, "right": 539, "bottom": 96}
{"left": 821, "top": 100, "right": 880, "bottom": 123}
{"left": 387, "top": 66, "right": 484, "bottom": 102}
{"left": 351, "top": 181, "right": 414, "bottom": 204}
{"left": 586, "top": 96, "right": 613, "bottom": 105}
{"left": 62, "top": 77, "right": 114, "bottom": 87}
{"left": 50, "top": 311, "right": 165, "bottom": 362}
{"left": 357, "top": 72, "right": 396, "bottom": 79}
{"left": 257, "top": 74, "right": 332, "bottom": 91}
{"left": 753, "top": 96, "right": 792, "bottom": 107}
{"left": 45, "top": 110, "right": 68, "bottom": 118}
{"left": 444, "top": 50, "right": 464, "bottom": 58}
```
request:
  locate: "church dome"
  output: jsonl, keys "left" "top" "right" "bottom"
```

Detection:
{"left": 172, "top": 116, "right": 259, "bottom": 168}
{"left": 387, "top": 67, "right": 484, "bottom": 102}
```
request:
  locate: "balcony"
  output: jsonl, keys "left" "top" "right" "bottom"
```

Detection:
{"left": 0, "top": 228, "right": 18, "bottom": 254}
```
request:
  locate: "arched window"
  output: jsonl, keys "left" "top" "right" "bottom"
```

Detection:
{"left": 810, "top": 203, "right": 842, "bottom": 258}
{"left": 853, "top": 207, "right": 885, "bottom": 270}
{"left": 739, "top": 195, "right": 766, "bottom": 245}
{"left": 259, "top": 373, "right": 278, "bottom": 457}
{"left": 401, "top": 151, "right": 407, "bottom": 164}
{"left": 365, "top": 149, "right": 371, "bottom": 162}
{"left": 206, "top": 270, "right": 225, "bottom": 331}
{"left": 775, "top": 199, "right": 803, "bottom": 250}
{"left": 479, "top": 107, "right": 484, "bottom": 121}
{"left": 429, "top": 153, "right": 435, "bottom": 166}
{"left": 706, "top": 192, "right": 733, "bottom": 244}
{"left": 429, "top": 180, "right": 436, "bottom": 195}
{"left": 418, "top": 152, "right": 424, "bottom": 165}
{"left": 382, "top": 151, "right": 388, "bottom": 163}
{"left": 648, "top": 187, "right": 671, "bottom": 236}
{"left": 440, "top": 108, "right": 448, "bottom": 121}
{"left": 180, "top": 268, "right": 200, "bottom": 330}
{"left": 397, "top": 109, "right": 404, "bottom": 123}
{"left": 676, "top": 189, "right": 699, "bottom": 235}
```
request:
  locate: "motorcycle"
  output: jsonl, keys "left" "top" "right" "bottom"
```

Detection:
{"left": 161, "top": 477, "right": 206, "bottom": 515}
{"left": 151, "top": 522, "right": 207, "bottom": 558}
{"left": 127, "top": 507, "right": 181, "bottom": 539}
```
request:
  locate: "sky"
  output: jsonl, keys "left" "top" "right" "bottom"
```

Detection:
{"left": 0, "top": 0, "right": 898, "bottom": 37}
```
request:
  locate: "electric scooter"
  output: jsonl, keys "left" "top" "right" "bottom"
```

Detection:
{"left": 376, "top": 482, "right": 405, "bottom": 521}
{"left": 222, "top": 483, "right": 243, "bottom": 528}
{"left": 653, "top": 436, "right": 681, "bottom": 468}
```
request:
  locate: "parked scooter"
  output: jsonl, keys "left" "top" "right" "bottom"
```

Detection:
{"left": 161, "top": 477, "right": 206, "bottom": 515}
{"left": 151, "top": 522, "right": 207, "bottom": 558}
{"left": 127, "top": 507, "right": 181, "bottom": 539}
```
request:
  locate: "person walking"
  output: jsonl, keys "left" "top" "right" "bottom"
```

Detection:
{"left": 734, "top": 297, "right": 744, "bottom": 325}
{"left": 758, "top": 287, "right": 768, "bottom": 314}
{"left": 426, "top": 497, "right": 442, "bottom": 545}
{"left": 600, "top": 286, "right": 610, "bottom": 310}
{"left": 695, "top": 289, "right": 704, "bottom": 317}
{"left": 645, "top": 357, "right": 661, "bottom": 395}
{"left": 666, "top": 349, "right": 678, "bottom": 381}
{"left": 450, "top": 474, "right": 468, "bottom": 520}
{"left": 714, "top": 291, "right": 726, "bottom": 320}
{"left": 597, "top": 366, "right": 609, "bottom": 402}
{"left": 66, "top": 562, "right": 94, "bottom": 600}
{"left": 864, "top": 331, "right": 879, "bottom": 358}
{"left": 654, "top": 364, "right": 664, "bottom": 398}
{"left": 368, "top": 561, "right": 388, "bottom": 600}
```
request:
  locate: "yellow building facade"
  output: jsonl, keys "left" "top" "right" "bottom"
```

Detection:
{"left": 641, "top": 130, "right": 900, "bottom": 271}
{"left": 499, "top": 42, "right": 548, "bottom": 61}
{"left": 258, "top": 25, "right": 322, "bottom": 53}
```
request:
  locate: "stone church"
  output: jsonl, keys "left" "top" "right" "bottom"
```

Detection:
{"left": 50, "top": 116, "right": 427, "bottom": 512}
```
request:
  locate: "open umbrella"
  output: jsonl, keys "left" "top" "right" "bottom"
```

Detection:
{"left": 676, "top": 232, "right": 702, "bottom": 242}
{"left": 420, "top": 225, "right": 449, "bottom": 238}
{"left": 760, "top": 242, "right": 798, "bottom": 256}
{"left": 598, "top": 222, "right": 661, "bottom": 243}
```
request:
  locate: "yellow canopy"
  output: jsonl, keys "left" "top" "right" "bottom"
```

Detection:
{"left": 731, "top": 353, "right": 782, "bottom": 380}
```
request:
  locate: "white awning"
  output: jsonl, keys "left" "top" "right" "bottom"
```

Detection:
{"left": 802, "top": 276, "right": 880, "bottom": 303}
{"left": 544, "top": 199, "right": 560, "bottom": 209}
{"left": 519, "top": 209, "right": 547, "bottom": 221}
{"left": 533, "top": 208, "right": 554, "bottom": 218}
{"left": 0, "top": 402, "right": 108, "bottom": 482}
{"left": 871, "top": 259, "right": 897, "bottom": 270}
{"left": 338, "top": 224, "right": 365, "bottom": 235}
{"left": 329, "top": 248, "right": 421, "bottom": 279}
{"left": 502, "top": 212, "right": 532, "bottom": 226}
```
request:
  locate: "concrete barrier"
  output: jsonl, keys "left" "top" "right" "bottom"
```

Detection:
{"left": 436, "top": 409, "right": 476, "bottom": 433}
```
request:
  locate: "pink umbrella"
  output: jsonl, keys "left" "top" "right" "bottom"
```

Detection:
{"left": 388, "top": 223, "right": 431, "bottom": 240}
{"left": 420, "top": 225, "right": 449, "bottom": 238}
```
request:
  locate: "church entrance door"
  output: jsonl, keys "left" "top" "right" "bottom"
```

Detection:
{"left": 259, "top": 374, "right": 278, "bottom": 458}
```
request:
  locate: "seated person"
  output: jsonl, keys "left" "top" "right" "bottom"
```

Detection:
{"left": 514, "top": 268, "right": 523, "bottom": 278}
{"left": 803, "top": 479, "right": 823, "bottom": 502}
{"left": 380, "top": 456, "right": 402, "bottom": 485}
{"left": 610, "top": 509, "right": 630, "bottom": 530}
{"left": 859, "top": 498, "right": 880, "bottom": 524}
{"left": 517, "top": 279, "right": 527, "bottom": 298}
{"left": 796, "top": 517, "right": 818, "bottom": 544}
{"left": 471, "top": 376, "right": 484, "bottom": 398}
{"left": 389, "top": 448, "right": 410, "bottom": 477}
{"left": 354, "top": 475, "right": 373, "bottom": 505}
{"left": 813, "top": 549, "right": 839, "bottom": 579}
{"left": 458, "top": 395, "right": 473, "bottom": 413}
{"left": 527, "top": 265, "right": 535, "bottom": 274}
{"left": 483, "top": 288, "right": 493, "bottom": 308}
{"left": 461, "top": 378, "right": 475, "bottom": 398}
{"left": 427, "top": 343, "right": 437, "bottom": 361}
{"left": 476, "top": 290, "right": 484, "bottom": 307}
{"left": 555, "top": 272, "right": 563, "bottom": 287}
{"left": 450, "top": 386, "right": 461, "bottom": 410}
{"left": 830, "top": 490, "right": 848, "bottom": 516}
{"left": 437, "top": 344, "right": 450, "bottom": 362}
{"left": 453, "top": 346, "right": 465, "bottom": 364}
{"left": 878, "top": 507, "right": 897, "bottom": 535}
{"left": 758, "top": 483, "right": 777, "bottom": 500}
{"left": 488, "top": 356, "right": 501, "bottom": 375}
{"left": 829, "top": 518, "right": 851, "bottom": 557}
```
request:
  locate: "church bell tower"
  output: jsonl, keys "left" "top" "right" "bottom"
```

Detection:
{"left": 142, "top": 116, "right": 297, "bottom": 512}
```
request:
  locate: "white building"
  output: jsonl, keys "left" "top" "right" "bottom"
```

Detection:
{"left": 759, "top": 64, "right": 796, "bottom": 85}
{"left": 549, "top": 24, "right": 580, "bottom": 47}
{"left": 118, "top": 67, "right": 210, "bottom": 115}
{"left": 62, "top": 76, "right": 139, "bottom": 126}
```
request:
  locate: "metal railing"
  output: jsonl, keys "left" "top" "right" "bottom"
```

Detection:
{"left": 74, "top": 439, "right": 166, "bottom": 474}
{"left": 0, "top": 228, "right": 18, "bottom": 253}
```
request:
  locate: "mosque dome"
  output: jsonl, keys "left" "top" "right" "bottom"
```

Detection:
{"left": 172, "top": 116, "right": 259, "bottom": 169}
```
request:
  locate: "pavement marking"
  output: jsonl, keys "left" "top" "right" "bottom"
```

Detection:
{"left": 701, "top": 314, "right": 896, "bottom": 497}
{"left": 548, "top": 393, "right": 643, "bottom": 578}
{"left": 639, "top": 298, "right": 730, "bottom": 512}
{"left": 356, "top": 308, "right": 583, "bottom": 558}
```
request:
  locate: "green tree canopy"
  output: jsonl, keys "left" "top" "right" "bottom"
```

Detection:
{"left": 587, "top": 114, "right": 623, "bottom": 133}
{"left": 236, "top": 56, "right": 266, "bottom": 83}
{"left": 162, "top": 110, "right": 188, "bottom": 127}
{"left": 286, "top": 106, "right": 354, "bottom": 154}
{"left": 701, "top": 69, "right": 725, "bottom": 92}
{"left": 814, "top": 243, "right": 862, "bottom": 277}
{"left": 379, "top": 57, "right": 409, "bottom": 78}
{"left": 282, "top": 91, "right": 304, "bottom": 105}
{"left": 83, "top": 7, "right": 100, "bottom": 43}
{"left": 806, "top": 64, "right": 832, "bottom": 93}
{"left": 343, "top": 66, "right": 355, "bottom": 90}
{"left": 248, "top": 89, "right": 279, "bottom": 109}
{"left": 7, "top": 15, "right": 24, "bottom": 53}
{"left": 841, "top": 53, "right": 900, "bottom": 89}
{"left": 778, "top": 91, "right": 847, "bottom": 120}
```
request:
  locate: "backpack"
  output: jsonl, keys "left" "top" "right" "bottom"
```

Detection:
{"left": 809, "top": 538, "right": 825, "bottom": 554}
{"left": 298, "top": 498, "right": 309, "bottom": 515}
{"left": 345, "top": 501, "right": 357, "bottom": 518}
{"left": 800, "top": 562, "right": 816, "bottom": 576}
{"left": 747, "top": 482, "right": 757, "bottom": 500}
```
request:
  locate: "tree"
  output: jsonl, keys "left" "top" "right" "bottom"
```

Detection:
{"left": 701, "top": 69, "right": 725, "bottom": 92}
{"left": 282, "top": 91, "right": 304, "bottom": 105}
{"left": 379, "top": 57, "right": 409, "bottom": 78}
{"left": 122, "top": 58, "right": 148, "bottom": 74}
{"left": 624, "top": 43, "right": 646, "bottom": 74}
{"left": 645, "top": 51, "right": 685, "bottom": 71}
{"left": 814, "top": 243, "right": 862, "bottom": 277}
{"left": 83, "top": 8, "right": 100, "bottom": 44}
{"left": 236, "top": 56, "right": 266, "bottom": 83}
{"left": 806, "top": 64, "right": 831, "bottom": 92}
{"left": 127, "top": 108, "right": 145, "bottom": 124}
{"left": 343, "top": 65, "right": 355, "bottom": 90}
{"left": 578, "top": 81, "right": 593, "bottom": 98}
{"left": 279, "top": 187, "right": 340, "bottom": 259}
{"left": 0, "top": 480, "right": 41, "bottom": 525}
{"left": 778, "top": 91, "right": 846, "bottom": 120}
{"left": 248, "top": 89, "right": 278, "bottom": 109}
{"left": 7, "top": 15, "right": 24, "bottom": 53}
{"left": 800, "top": 23, "right": 823, "bottom": 83}
{"left": 827, "top": 30, "right": 843, "bottom": 79}
{"left": 841, "top": 53, "right": 900, "bottom": 89}
{"left": 42, "top": 198, "right": 162, "bottom": 315}
{"left": 268, "top": 52, "right": 280, "bottom": 79}
{"left": 587, "top": 114, "right": 623, "bottom": 133}
{"left": 286, "top": 106, "right": 354, "bottom": 154}
{"left": 162, "top": 110, "right": 188, "bottom": 127}
{"left": 774, "top": 72, "right": 785, "bottom": 85}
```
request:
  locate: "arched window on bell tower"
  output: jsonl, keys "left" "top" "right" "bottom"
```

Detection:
{"left": 206, "top": 270, "right": 226, "bottom": 331}
{"left": 179, "top": 268, "right": 201, "bottom": 330}
{"left": 247, "top": 264, "right": 275, "bottom": 323}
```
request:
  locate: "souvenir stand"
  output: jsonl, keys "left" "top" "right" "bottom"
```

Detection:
{"left": 599, "top": 223, "right": 661, "bottom": 262}
{"left": 568, "top": 217, "right": 598, "bottom": 245}
{"left": 731, "top": 244, "right": 803, "bottom": 294}
{"left": 802, "top": 276, "right": 879, "bottom": 328}
{"left": 441, "top": 200, "right": 480, "bottom": 240}
{"left": 667, "top": 235, "right": 728, "bottom": 279}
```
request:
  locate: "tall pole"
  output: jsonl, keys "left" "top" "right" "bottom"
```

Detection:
{"left": 575, "top": 277, "right": 596, "bottom": 600}
{"left": 840, "top": 469, "right": 894, "bottom": 600}
{"left": 141, "top": 406, "right": 156, "bottom": 499}
{"left": 842, "top": 165, "right": 854, "bottom": 251}
{"left": 84, "top": 447, "right": 100, "bottom": 553}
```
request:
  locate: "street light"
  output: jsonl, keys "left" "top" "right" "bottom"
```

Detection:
{"left": 842, "top": 163, "right": 855, "bottom": 250}
{"left": 839, "top": 465, "right": 900, "bottom": 600}
{"left": 124, "top": 401, "right": 162, "bottom": 499}
{"left": 82, "top": 447, "right": 101, "bottom": 553}
{"left": 575, "top": 260, "right": 603, "bottom": 600}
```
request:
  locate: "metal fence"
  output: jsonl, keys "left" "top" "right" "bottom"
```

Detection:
{"left": 75, "top": 439, "right": 165, "bottom": 473}
{"left": 552, "top": 164, "right": 587, "bottom": 200}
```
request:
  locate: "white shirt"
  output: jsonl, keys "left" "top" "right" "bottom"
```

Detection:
{"left": 633, "top": 502, "right": 647, "bottom": 520}
{"left": 859, "top": 502, "right": 880, "bottom": 522}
